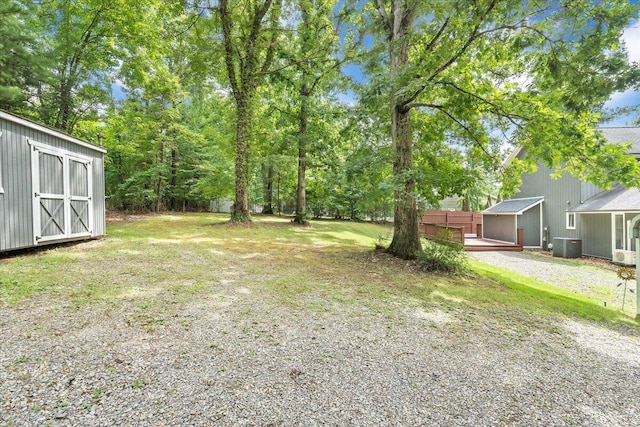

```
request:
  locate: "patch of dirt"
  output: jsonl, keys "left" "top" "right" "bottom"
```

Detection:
{"left": 106, "top": 211, "right": 170, "bottom": 223}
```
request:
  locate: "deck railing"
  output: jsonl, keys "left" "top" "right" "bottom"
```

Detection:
{"left": 420, "top": 210, "right": 482, "bottom": 236}
{"left": 420, "top": 223, "right": 465, "bottom": 245}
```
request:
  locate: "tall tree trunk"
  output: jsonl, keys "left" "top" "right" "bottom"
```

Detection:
{"left": 232, "top": 95, "right": 252, "bottom": 221}
{"left": 387, "top": 104, "right": 421, "bottom": 258}
{"left": 170, "top": 147, "right": 178, "bottom": 211}
{"left": 293, "top": 93, "right": 309, "bottom": 224}
{"left": 262, "top": 162, "right": 274, "bottom": 214}
{"left": 462, "top": 193, "right": 470, "bottom": 212}
{"left": 386, "top": 1, "right": 421, "bottom": 259}
{"left": 155, "top": 139, "right": 164, "bottom": 213}
{"left": 55, "top": 80, "right": 73, "bottom": 132}
{"left": 276, "top": 173, "right": 281, "bottom": 215}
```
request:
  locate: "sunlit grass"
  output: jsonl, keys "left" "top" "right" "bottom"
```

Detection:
{"left": 467, "top": 259, "right": 632, "bottom": 323}
{"left": 0, "top": 213, "right": 637, "bottom": 326}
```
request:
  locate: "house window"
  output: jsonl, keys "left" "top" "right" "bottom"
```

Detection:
{"left": 566, "top": 212, "right": 576, "bottom": 230}
{"left": 614, "top": 214, "right": 624, "bottom": 250}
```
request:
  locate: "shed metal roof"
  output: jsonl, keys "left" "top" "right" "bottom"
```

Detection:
{"left": 0, "top": 110, "right": 107, "bottom": 154}
{"left": 482, "top": 196, "right": 544, "bottom": 215}
{"left": 569, "top": 185, "right": 640, "bottom": 213}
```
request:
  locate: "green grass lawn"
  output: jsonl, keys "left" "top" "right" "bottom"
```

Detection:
{"left": 1, "top": 213, "right": 637, "bottom": 326}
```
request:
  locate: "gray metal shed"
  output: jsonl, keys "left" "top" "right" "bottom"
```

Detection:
{"left": 481, "top": 196, "right": 544, "bottom": 246}
{"left": 0, "top": 110, "right": 106, "bottom": 252}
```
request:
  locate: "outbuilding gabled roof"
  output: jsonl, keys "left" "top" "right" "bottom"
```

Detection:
{"left": 569, "top": 185, "right": 640, "bottom": 213}
{"left": 482, "top": 196, "right": 544, "bottom": 215}
{"left": 0, "top": 110, "right": 106, "bottom": 154}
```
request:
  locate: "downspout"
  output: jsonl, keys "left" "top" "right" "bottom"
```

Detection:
{"left": 540, "top": 202, "right": 543, "bottom": 248}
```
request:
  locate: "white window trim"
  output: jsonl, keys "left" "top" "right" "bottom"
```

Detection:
{"left": 566, "top": 212, "right": 576, "bottom": 230}
{"left": 0, "top": 130, "right": 4, "bottom": 194}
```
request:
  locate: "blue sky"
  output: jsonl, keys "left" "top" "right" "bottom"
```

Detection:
{"left": 112, "top": 15, "right": 640, "bottom": 127}
{"left": 338, "top": 18, "right": 640, "bottom": 127}
{"left": 604, "top": 19, "right": 640, "bottom": 127}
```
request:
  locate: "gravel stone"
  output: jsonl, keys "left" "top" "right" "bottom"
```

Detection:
{"left": 1, "top": 259, "right": 640, "bottom": 426}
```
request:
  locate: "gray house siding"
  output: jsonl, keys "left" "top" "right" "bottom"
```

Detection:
{"left": 580, "top": 181, "right": 603, "bottom": 202}
{"left": 483, "top": 215, "right": 516, "bottom": 242}
{"left": 514, "top": 151, "right": 581, "bottom": 245}
{"left": 517, "top": 206, "right": 541, "bottom": 246}
{"left": 0, "top": 111, "right": 106, "bottom": 252}
{"left": 580, "top": 213, "right": 612, "bottom": 259}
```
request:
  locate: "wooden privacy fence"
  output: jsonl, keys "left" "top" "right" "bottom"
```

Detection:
{"left": 421, "top": 224, "right": 465, "bottom": 245}
{"left": 420, "top": 210, "right": 482, "bottom": 236}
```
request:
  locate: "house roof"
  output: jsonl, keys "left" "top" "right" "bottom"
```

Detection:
{"left": 505, "top": 127, "right": 640, "bottom": 163}
{"left": 599, "top": 127, "right": 640, "bottom": 157}
{"left": 569, "top": 185, "right": 640, "bottom": 213}
{"left": 482, "top": 196, "right": 544, "bottom": 215}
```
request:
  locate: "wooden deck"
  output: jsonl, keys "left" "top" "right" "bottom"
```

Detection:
{"left": 464, "top": 237, "right": 523, "bottom": 252}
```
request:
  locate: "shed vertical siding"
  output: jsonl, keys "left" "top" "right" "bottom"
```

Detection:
{"left": 484, "top": 215, "right": 516, "bottom": 243}
{"left": 0, "top": 128, "right": 5, "bottom": 250}
{"left": 0, "top": 112, "right": 106, "bottom": 252}
{"left": 93, "top": 156, "right": 106, "bottom": 236}
{"left": 515, "top": 151, "right": 581, "bottom": 241}
{"left": 581, "top": 213, "right": 612, "bottom": 259}
{"left": 518, "top": 206, "right": 541, "bottom": 247}
{"left": 1, "top": 119, "right": 34, "bottom": 250}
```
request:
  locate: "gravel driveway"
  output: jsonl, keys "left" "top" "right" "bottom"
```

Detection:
{"left": 2, "top": 241, "right": 640, "bottom": 426}
{"left": 468, "top": 251, "right": 638, "bottom": 314}
{"left": 2, "top": 280, "right": 640, "bottom": 426}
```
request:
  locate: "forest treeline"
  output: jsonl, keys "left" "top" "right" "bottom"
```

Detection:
{"left": 2, "top": 0, "right": 640, "bottom": 258}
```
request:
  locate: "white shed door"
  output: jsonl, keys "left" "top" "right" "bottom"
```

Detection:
{"left": 31, "top": 141, "right": 93, "bottom": 244}
{"left": 68, "top": 158, "right": 92, "bottom": 236}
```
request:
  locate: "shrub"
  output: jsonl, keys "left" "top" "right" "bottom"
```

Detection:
{"left": 418, "top": 238, "right": 467, "bottom": 274}
{"left": 375, "top": 233, "right": 391, "bottom": 251}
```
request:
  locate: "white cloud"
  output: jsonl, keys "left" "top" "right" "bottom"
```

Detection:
{"left": 621, "top": 20, "right": 640, "bottom": 63}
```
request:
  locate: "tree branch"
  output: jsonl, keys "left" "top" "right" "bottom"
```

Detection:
{"left": 434, "top": 80, "right": 531, "bottom": 126}
{"left": 218, "top": 0, "right": 239, "bottom": 96}
{"left": 402, "top": 0, "right": 499, "bottom": 106}
{"left": 429, "top": 104, "right": 500, "bottom": 162}
{"left": 375, "top": 0, "right": 392, "bottom": 37}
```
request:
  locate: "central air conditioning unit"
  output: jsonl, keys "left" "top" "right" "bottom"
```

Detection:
{"left": 553, "top": 237, "right": 582, "bottom": 259}
{"left": 613, "top": 249, "right": 636, "bottom": 266}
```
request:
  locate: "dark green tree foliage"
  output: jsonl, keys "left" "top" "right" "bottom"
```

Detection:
{"left": 104, "top": 88, "right": 234, "bottom": 212}
{"left": 208, "top": 0, "right": 283, "bottom": 222}
{"left": 102, "top": 4, "right": 235, "bottom": 212}
{"left": 0, "top": 0, "right": 45, "bottom": 110}
{"left": 276, "top": 0, "right": 346, "bottom": 224}
{"left": 361, "top": 0, "right": 640, "bottom": 259}
{"left": 303, "top": 104, "right": 394, "bottom": 220}
{"left": 34, "top": 0, "right": 126, "bottom": 132}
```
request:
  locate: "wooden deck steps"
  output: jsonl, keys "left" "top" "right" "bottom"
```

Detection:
{"left": 464, "top": 237, "right": 523, "bottom": 252}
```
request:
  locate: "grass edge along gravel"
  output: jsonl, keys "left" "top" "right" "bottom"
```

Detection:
{"left": 468, "top": 258, "right": 639, "bottom": 326}
{"left": 1, "top": 212, "right": 638, "bottom": 329}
